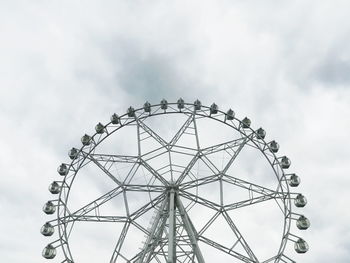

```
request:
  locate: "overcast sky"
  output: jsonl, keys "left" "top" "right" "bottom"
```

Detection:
{"left": 0, "top": 0, "right": 350, "bottom": 262}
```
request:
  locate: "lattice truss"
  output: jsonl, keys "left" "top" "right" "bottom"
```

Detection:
{"left": 41, "top": 99, "right": 310, "bottom": 263}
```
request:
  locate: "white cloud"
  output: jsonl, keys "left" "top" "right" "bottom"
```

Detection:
{"left": 0, "top": 0, "right": 349, "bottom": 262}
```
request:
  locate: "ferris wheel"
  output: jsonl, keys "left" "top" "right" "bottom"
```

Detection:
{"left": 41, "top": 99, "right": 310, "bottom": 263}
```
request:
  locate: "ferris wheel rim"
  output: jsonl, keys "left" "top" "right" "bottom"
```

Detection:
{"left": 49, "top": 100, "right": 300, "bottom": 262}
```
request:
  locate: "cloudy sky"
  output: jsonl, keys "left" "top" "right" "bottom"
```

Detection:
{"left": 0, "top": 0, "right": 350, "bottom": 262}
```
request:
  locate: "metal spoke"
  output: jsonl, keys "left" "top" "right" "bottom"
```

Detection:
{"left": 175, "top": 152, "right": 200, "bottom": 184}
{"left": 200, "top": 154, "right": 221, "bottom": 175}
{"left": 200, "top": 137, "right": 247, "bottom": 156}
{"left": 124, "top": 184, "right": 166, "bottom": 192}
{"left": 222, "top": 210, "right": 259, "bottom": 262}
{"left": 179, "top": 189, "right": 221, "bottom": 212}
{"left": 179, "top": 174, "right": 220, "bottom": 190}
{"left": 130, "top": 192, "right": 167, "bottom": 221}
{"left": 176, "top": 137, "right": 249, "bottom": 186}
{"left": 222, "top": 174, "right": 278, "bottom": 196}
{"left": 141, "top": 146, "right": 168, "bottom": 161}
{"left": 123, "top": 162, "right": 142, "bottom": 185}
{"left": 82, "top": 151, "right": 123, "bottom": 186}
{"left": 168, "top": 114, "right": 194, "bottom": 149}
{"left": 65, "top": 186, "right": 124, "bottom": 220}
{"left": 221, "top": 136, "right": 249, "bottom": 174}
{"left": 198, "top": 236, "right": 254, "bottom": 263}
{"left": 131, "top": 220, "right": 151, "bottom": 236}
{"left": 140, "top": 158, "right": 170, "bottom": 186}
{"left": 197, "top": 211, "right": 221, "bottom": 236}
{"left": 82, "top": 152, "right": 139, "bottom": 163}
{"left": 61, "top": 215, "right": 128, "bottom": 223}
{"left": 224, "top": 192, "right": 288, "bottom": 211}
{"left": 137, "top": 118, "right": 168, "bottom": 148}
{"left": 110, "top": 221, "right": 131, "bottom": 263}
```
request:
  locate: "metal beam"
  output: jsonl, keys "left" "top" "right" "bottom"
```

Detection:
{"left": 168, "top": 190, "right": 176, "bottom": 263}
{"left": 137, "top": 119, "right": 168, "bottom": 149}
{"left": 110, "top": 221, "right": 131, "bottom": 263}
{"left": 143, "top": 215, "right": 168, "bottom": 263}
{"left": 168, "top": 114, "right": 194, "bottom": 149}
{"left": 176, "top": 194, "right": 205, "bottom": 263}
{"left": 138, "top": 196, "right": 168, "bottom": 263}
{"left": 82, "top": 152, "right": 123, "bottom": 186}
{"left": 221, "top": 137, "right": 248, "bottom": 174}
{"left": 222, "top": 210, "right": 259, "bottom": 262}
{"left": 140, "top": 158, "right": 169, "bottom": 186}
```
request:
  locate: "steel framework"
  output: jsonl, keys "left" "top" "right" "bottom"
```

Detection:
{"left": 41, "top": 99, "right": 309, "bottom": 262}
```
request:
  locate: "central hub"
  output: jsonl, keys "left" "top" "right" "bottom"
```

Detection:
{"left": 166, "top": 185, "right": 179, "bottom": 192}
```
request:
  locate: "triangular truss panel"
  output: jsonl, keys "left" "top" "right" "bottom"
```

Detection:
{"left": 226, "top": 201, "right": 285, "bottom": 261}
{"left": 125, "top": 190, "right": 165, "bottom": 220}
{"left": 192, "top": 179, "right": 221, "bottom": 208}
{"left": 168, "top": 150, "right": 198, "bottom": 183}
{"left": 142, "top": 150, "right": 173, "bottom": 183}
{"left": 224, "top": 142, "right": 280, "bottom": 191}
{"left": 95, "top": 123, "right": 139, "bottom": 157}
{"left": 65, "top": 158, "right": 124, "bottom": 214}
{"left": 140, "top": 112, "right": 192, "bottom": 145}
{"left": 195, "top": 116, "right": 244, "bottom": 150}
{"left": 185, "top": 202, "right": 219, "bottom": 236}
{"left": 44, "top": 101, "right": 307, "bottom": 263}
{"left": 222, "top": 178, "right": 255, "bottom": 207}
{"left": 200, "top": 214, "right": 241, "bottom": 251}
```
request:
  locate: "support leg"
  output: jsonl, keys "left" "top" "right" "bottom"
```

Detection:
{"left": 176, "top": 194, "right": 205, "bottom": 263}
{"left": 168, "top": 190, "right": 176, "bottom": 263}
{"left": 139, "top": 196, "right": 169, "bottom": 263}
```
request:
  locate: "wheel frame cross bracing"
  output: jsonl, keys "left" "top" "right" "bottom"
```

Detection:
{"left": 41, "top": 100, "right": 309, "bottom": 263}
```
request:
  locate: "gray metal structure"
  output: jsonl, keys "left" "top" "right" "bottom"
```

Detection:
{"left": 41, "top": 99, "right": 309, "bottom": 262}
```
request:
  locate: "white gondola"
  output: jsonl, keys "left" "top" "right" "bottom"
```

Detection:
{"left": 241, "top": 117, "right": 251, "bottom": 128}
{"left": 296, "top": 215, "right": 310, "bottom": 230}
{"left": 256, "top": 127, "right": 266, "bottom": 139}
{"left": 49, "top": 182, "right": 60, "bottom": 194}
{"left": 295, "top": 194, "right": 307, "bottom": 207}
{"left": 43, "top": 201, "right": 56, "bottom": 215}
{"left": 68, "top": 147, "right": 79, "bottom": 160}
{"left": 57, "top": 164, "right": 68, "bottom": 176}
{"left": 269, "top": 140, "right": 279, "bottom": 153}
{"left": 41, "top": 222, "right": 54, "bottom": 236}
{"left": 210, "top": 103, "right": 218, "bottom": 114}
{"left": 226, "top": 109, "right": 235, "bottom": 120}
{"left": 294, "top": 238, "right": 309, "bottom": 253}
{"left": 177, "top": 98, "right": 185, "bottom": 109}
{"left": 144, "top": 101, "right": 151, "bottom": 112}
{"left": 95, "top": 122, "right": 105, "bottom": 134}
{"left": 127, "top": 106, "right": 135, "bottom": 117}
{"left": 194, "top": 99, "right": 202, "bottom": 110}
{"left": 81, "top": 134, "right": 91, "bottom": 146}
{"left": 289, "top": 174, "right": 301, "bottom": 187}
{"left": 110, "top": 113, "right": 119, "bottom": 124}
{"left": 160, "top": 99, "right": 168, "bottom": 110}
{"left": 42, "top": 244, "right": 56, "bottom": 259}
{"left": 281, "top": 156, "right": 291, "bottom": 169}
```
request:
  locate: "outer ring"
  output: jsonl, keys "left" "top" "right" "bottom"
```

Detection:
{"left": 57, "top": 102, "right": 292, "bottom": 262}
